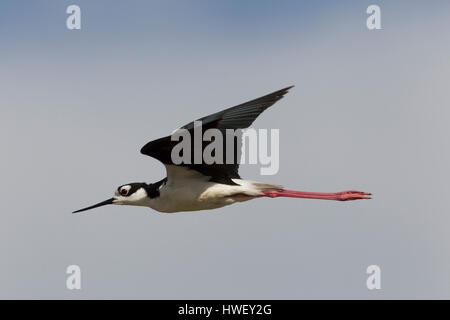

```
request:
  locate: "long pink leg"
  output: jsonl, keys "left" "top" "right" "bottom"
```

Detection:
{"left": 261, "top": 189, "right": 371, "bottom": 201}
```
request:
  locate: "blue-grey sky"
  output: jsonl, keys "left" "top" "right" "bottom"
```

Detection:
{"left": 1, "top": 0, "right": 450, "bottom": 299}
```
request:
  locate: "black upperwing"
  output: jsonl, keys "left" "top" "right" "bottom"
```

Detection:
{"left": 140, "top": 86, "right": 294, "bottom": 185}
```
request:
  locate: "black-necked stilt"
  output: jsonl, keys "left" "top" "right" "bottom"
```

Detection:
{"left": 73, "top": 86, "right": 370, "bottom": 214}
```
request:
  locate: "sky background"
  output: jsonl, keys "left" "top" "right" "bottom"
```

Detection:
{"left": 1, "top": 0, "right": 450, "bottom": 299}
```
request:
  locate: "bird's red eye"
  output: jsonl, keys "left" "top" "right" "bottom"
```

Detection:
{"left": 120, "top": 189, "right": 128, "bottom": 196}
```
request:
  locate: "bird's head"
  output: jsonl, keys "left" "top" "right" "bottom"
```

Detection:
{"left": 73, "top": 183, "right": 149, "bottom": 213}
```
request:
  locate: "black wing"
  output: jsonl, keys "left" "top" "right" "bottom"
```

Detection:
{"left": 140, "top": 86, "right": 294, "bottom": 185}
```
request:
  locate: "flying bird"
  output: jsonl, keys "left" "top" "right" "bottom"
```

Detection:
{"left": 73, "top": 86, "right": 370, "bottom": 214}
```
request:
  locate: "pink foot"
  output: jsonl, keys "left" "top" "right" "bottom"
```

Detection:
{"left": 336, "top": 190, "right": 372, "bottom": 201}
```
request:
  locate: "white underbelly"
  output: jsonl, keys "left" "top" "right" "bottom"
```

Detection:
{"left": 149, "top": 179, "right": 254, "bottom": 213}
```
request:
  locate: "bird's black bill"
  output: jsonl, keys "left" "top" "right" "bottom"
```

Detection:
{"left": 72, "top": 198, "right": 114, "bottom": 214}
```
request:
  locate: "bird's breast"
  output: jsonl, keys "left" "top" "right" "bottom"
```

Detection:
{"left": 146, "top": 180, "right": 247, "bottom": 213}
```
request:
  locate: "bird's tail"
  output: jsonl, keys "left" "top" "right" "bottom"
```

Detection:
{"left": 251, "top": 182, "right": 284, "bottom": 193}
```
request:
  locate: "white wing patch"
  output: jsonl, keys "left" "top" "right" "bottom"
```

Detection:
{"left": 164, "top": 165, "right": 210, "bottom": 185}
